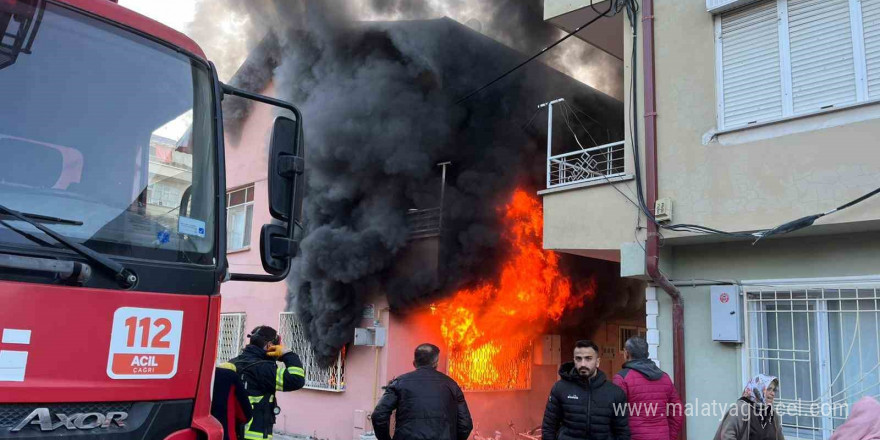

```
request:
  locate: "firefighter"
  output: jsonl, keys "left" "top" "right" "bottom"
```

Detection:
{"left": 229, "top": 326, "right": 305, "bottom": 440}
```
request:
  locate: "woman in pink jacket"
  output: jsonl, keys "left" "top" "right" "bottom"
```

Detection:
{"left": 830, "top": 396, "right": 880, "bottom": 440}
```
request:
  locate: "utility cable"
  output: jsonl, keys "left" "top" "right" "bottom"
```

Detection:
{"left": 564, "top": 101, "right": 605, "bottom": 144}
{"left": 533, "top": 0, "right": 878, "bottom": 242}
{"left": 456, "top": 1, "right": 614, "bottom": 105}
{"left": 752, "top": 186, "right": 880, "bottom": 243}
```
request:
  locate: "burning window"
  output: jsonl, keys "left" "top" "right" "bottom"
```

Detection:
{"left": 435, "top": 190, "right": 594, "bottom": 392}
{"left": 216, "top": 312, "right": 246, "bottom": 363}
{"left": 279, "top": 312, "right": 345, "bottom": 392}
{"left": 447, "top": 338, "right": 533, "bottom": 391}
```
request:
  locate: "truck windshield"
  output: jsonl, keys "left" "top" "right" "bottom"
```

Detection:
{"left": 0, "top": 2, "right": 216, "bottom": 265}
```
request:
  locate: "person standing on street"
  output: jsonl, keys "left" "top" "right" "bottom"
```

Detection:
{"left": 829, "top": 396, "right": 880, "bottom": 440}
{"left": 543, "top": 340, "right": 631, "bottom": 440}
{"left": 229, "top": 325, "right": 305, "bottom": 440}
{"left": 713, "top": 374, "right": 785, "bottom": 440}
{"left": 612, "top": 336, "right": 683, "bottom": 440}
{"left": 372, "top": 343, "right": 473, "bottom": 440}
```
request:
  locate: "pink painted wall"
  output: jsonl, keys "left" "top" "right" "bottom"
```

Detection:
{"left": 221, "top": 83, "right": 404, "bottom": 440}
{"left": 219, "top": 81, "right": 647, "bottom": 440}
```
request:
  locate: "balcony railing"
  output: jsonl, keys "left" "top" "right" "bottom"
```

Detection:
{"left": 546, "top": 141, "right": 625, "bottom": 189}
{"left": 407, "top": 207, "right": 442, "bottom": 239}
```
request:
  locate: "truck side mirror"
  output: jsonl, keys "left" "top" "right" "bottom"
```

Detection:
{"left": 259, "top": 224, "right": 291, "bottom": 275}
{"left": 259, "top": 116, "right": 304, "bottom": 274}
{"left": 267, "top": 116, "right": 304, "bottom": 222}
{"left": 222, "top": 83, "right": 306, "bottom": 283}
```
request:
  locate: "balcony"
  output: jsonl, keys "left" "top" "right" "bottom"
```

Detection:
{"left": 547, "top": 140, "right": 625, "bottom": 189}
{"left": 407, "top": 207, "right": 442, "bottom": 240}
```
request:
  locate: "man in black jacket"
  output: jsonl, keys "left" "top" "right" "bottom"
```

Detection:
{"left": 372, "top": 343, "right": 473, "bottom": 440}
{"left": 542, "top": 340, "right": 630, "bottom": 440}
{"left": 229, "top": 326, "right": 305, "bottom": 440}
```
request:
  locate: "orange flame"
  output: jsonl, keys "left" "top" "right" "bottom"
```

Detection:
{"left": 434, "top": 189, "right": 593, "bottom": 390}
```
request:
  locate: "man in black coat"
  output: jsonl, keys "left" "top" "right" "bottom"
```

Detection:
{"left": 542, "top": 340, "right": 630, "bottom": 440}
{"left": 372, "top": 343, "right": 473, "bottom": 440}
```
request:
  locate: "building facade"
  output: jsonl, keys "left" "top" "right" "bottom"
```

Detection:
{"left": 218, "top": 83, "right": 644, "bottom": 439}
{"left": 543, "top": 1, "right": 880, "bottom": 439}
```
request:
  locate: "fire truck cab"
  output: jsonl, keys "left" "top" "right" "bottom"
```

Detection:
{"left": 0, "top": 1, "right": 305, "bottom": 438}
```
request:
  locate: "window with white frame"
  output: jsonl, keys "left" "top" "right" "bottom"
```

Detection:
{"left": 226, "top": 185, "right": 254, "bottom": 252}
{"left": 745, "top": 285, "right": 880, "bottom": 439}
{"left": 279, "top": 312, "right": 345, "bottom": 392}
{"left": 217, "top": 313, "right": 247, "bottom": 364}
{"left": 716, "top": 0, "right": 880, "bottom": 130}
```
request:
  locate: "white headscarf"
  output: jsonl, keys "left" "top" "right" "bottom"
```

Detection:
{"left": 742, "top": 374, "right": 779, "bottom": 406}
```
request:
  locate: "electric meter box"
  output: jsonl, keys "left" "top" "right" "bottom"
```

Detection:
{"left": 710, "top": 285, "right": 742, "bottom": 343}
{"left": 354, "top": 327, "right": 387, "bottom": 346}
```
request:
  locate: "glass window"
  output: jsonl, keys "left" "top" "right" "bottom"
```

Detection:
{"left": 0, "top": 3, "right": 217, "bottom": 264}
{"left": 227, "top": 186, "right": 253, "bottom": 251}
{"left": 716, "top": 0, "right": 879, "bottom": 130}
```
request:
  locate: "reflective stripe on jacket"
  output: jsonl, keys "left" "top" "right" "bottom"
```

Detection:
{"left": 231, "top": 345, "right": 305, "bottom": 439}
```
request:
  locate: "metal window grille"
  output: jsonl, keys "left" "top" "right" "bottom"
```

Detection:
{"left": 447, "top": 339, "right": 533, "bottom": 392}
{"left": 618, "top": 326, "right": 647, "bottom": 352}
{"left": 547, "top": 141, "right": 626, "bottom": 189}
{"left": 744, "top": 285, "right": 880, "bottom": 439}
{"left": 279, "top": 312, "right": 345, "bottom": 392}
{"left": 217, "top": 313, "right": 246, "bottom": 364}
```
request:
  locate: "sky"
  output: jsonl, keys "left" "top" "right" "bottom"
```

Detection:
{"left": 115, "top": 0, "right": 622, "bottom": 98}
{"left": 117, "top": 0, "right": 195, "bottom": 34}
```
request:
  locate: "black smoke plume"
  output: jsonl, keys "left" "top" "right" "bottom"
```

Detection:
{"left": 198, "top": 0, "right": 624, "bottom": 366}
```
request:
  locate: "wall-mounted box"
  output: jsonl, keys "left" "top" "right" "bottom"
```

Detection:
{"left": 354, "top": 327, "right": 387, "bottom": 346}
{"left": 711, "top": 285, "right": 742, "bottom": 343}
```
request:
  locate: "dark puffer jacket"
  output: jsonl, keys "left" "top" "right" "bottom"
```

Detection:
{"left": 612, "top": 359, "right": 683, "bottom": 440}
{"left": 542, "top": 363, "right": 630, "bottom": 440}
{"left": 372, "top": 366, "right": 473, "bottom": 440}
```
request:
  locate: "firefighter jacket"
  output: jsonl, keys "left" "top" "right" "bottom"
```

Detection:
{"left": 230, "top": 344, "right": 305, "bottom": 440}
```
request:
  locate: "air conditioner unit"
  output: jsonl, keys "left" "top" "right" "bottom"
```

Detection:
{"left": 706, "top": 0, "right": 762, "bottom": 14}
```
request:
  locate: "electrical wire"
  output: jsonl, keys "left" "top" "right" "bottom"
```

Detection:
{"left": 609, "top": 0, "right": 880, "bottom": 241}
{"left": 564, "top": 102, "right": 606, "bottom": 144}
{"left": 502, "top": 0, "right": 880, "bottom": 242}
{"left": 560, "top": 104, "right": 596, "bottom": 149}
{"left": 521, "top": 107, "right": 542, "bottom": 131}
{"left": 455, "top": 0, "right": 614, "bottom": 104}
{"left": 564, "top": 103, "right": 600, "bottom": 147}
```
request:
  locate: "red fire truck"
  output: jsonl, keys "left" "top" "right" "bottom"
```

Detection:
{"left": 0, "top": 0, "right": 305, "bottom": 438}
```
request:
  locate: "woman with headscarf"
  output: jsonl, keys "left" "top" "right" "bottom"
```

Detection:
{"left": 713, "top": 374, "right": 785, "bottom": 440}
{"left": 830, "top": 396, "right": 880, "bottom": 440}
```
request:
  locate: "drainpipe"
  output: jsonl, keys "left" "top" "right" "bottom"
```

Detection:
{"left": 641, "top": 1, "right": 687, "bottom": 439}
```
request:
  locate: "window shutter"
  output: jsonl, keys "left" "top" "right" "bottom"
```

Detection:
{"left": 862, "top": 0, "right": 880, "bottom": 99}
{"left": 788, "top": 0, "right": 857, "bottom": 114}
{"left": 720, "top": 1, "right": 783, "bottom": 129}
